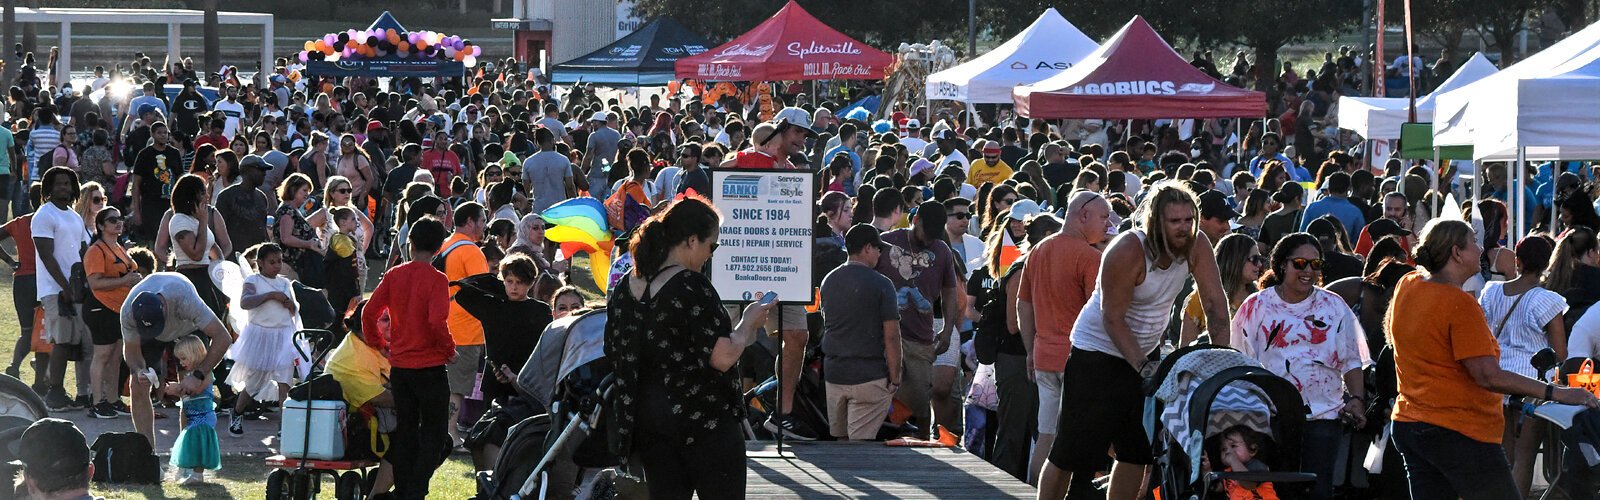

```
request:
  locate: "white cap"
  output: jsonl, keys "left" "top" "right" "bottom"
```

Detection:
{"left": 589, "top": 111, "right": 609, "bottom": 122}
{"left": 1009, "top": 199, "right": 1042, "bottom": 221}
{"left": 904, "top": 118, "right": 920, "bottom": 129}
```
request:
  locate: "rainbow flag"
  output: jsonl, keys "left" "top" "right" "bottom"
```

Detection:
{"left": 542, "top": 197, "right": 614, "bottom": 292}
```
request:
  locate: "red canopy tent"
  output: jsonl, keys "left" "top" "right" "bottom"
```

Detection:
{"left": 674, "top": 0, "right": 893, "bottom": 81}
{"left": 1012, "top": 16, "right": 1266, "bottom": 119}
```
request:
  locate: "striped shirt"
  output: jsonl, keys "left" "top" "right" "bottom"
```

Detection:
{"left": 1478, "top": 281, "right": 1568, "bottom": 378}
{"left": 27, "top": 126, "right": 60, "bottom": 181}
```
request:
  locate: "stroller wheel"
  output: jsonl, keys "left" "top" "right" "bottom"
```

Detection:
{"left": 336, "top": 471, "right": 364, "bottom": 500}
{"left": 266, "top": 469, "right": 289, "bottom": 500}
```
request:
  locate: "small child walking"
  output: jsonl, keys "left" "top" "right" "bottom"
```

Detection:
{"left": 227, "top": 243, "right": 303, "bottom": 436}
{"left": 169, "top": 335, "right": 221, "bottom": 484}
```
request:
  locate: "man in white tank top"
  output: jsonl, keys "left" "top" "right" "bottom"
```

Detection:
{"left": 1037, "top": 183, "right": 1232, "bottom": 500}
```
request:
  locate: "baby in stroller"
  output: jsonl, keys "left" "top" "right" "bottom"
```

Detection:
{"left": 1201, "top": 425, "right": 1279, "bottom": 500}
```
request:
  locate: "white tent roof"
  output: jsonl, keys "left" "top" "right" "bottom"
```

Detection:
{"left": 925, "top": 8, "right": 1097, "bottom": 104}
{"left": 1336, "top": 53, "right": 1496, "bottom": 139}
{"left": 1435, "top": 21, "right": 1600, "bottom": 161}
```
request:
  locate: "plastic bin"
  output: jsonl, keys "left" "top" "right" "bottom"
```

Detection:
{"left": 280, "top": 399, "right": 347, "bottom": 460}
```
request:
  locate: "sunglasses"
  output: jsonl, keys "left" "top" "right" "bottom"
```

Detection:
{"left": 335, "top": 188, "right": 353, "bottom": 194}
{"left": 999, "top": 197, "right": 1017, "bottom": 205}
{"left": 91, "top": 196, "right": 105, "bottom": 204}
{"left": 1248, "top": 254, "right": 1268, "bottom": 267}
{"left": 709, "top": 242, "right": 720, "bottom": 253}
{"left": 950, "top": 212, "right": 972, "bottom": 220}
{"left": 1289, "top": 258, "right": 1325, "bottom": 271}
{"left": 103, "top": 216, "right": 124, "bottom": 223}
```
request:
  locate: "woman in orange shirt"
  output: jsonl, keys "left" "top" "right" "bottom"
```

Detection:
{"left": 1386, "top": 218, "right": 1596, "bottom": 500}
{"left": 83, "top": 206, "right": 143, "bottom": 418}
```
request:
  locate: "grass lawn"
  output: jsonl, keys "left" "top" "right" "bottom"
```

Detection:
{"left": 0, "top": 264, "right": 483, "bottom": 498}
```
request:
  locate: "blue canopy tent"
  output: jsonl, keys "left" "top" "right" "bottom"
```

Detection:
{"left": 303, "top": 12, "right": 466, "bottom": 78}
{"left": 551, "top": 17, "right": 709, "bottom": 86}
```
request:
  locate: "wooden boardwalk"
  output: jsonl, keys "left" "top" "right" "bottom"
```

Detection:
{"left": 745, "top": 441, "right": 1035, "bottom": 499}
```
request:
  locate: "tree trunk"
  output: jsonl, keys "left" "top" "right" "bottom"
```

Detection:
{"left": 460, "top": 0, "right": 468, "bottom": 14}
{"left": 1253, "top": 43, "right": 1280, "bottom": 116}
{"left": 203, "top": 0, "right": 220, "bottom": 75}
{"left": 494, "top": 0, "right": 503, "bottom": 14}
{"left": 20, "top": 0, "right": 36, "bottom": 56}
{"left": 2, "top": 0, "right": 13, "bottom": 90}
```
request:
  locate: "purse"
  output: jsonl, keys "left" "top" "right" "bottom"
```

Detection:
{"left": 1570, "top": 360, "right": 1600, "bottom": 397}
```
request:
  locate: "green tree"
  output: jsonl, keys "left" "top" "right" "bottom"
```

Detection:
{"left": 630, "top": 0, "right": 967, "bottom": 49}
{"left": 1148, "top": 0, "right": 1361, "bottom": 109}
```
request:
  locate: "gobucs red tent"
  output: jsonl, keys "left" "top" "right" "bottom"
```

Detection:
{"left": 1012, "top": 16, "right": 1266, "bottom": 119}
{"left": 674, "top": 0, "right": 893, "bottom": 81}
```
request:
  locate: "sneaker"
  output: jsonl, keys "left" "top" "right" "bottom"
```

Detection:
{"left": 111, "top": 400, "right": 132, "bottom": 415}
{"left": 763, "top": 414, "right": 818, "bottom": 441}
{"left": 180, "top": 472, "right": 204, "bottom": 485}
{"left": 75, "top": 395, "right": 92, "bottom": 409}
{"left": 89, "top": 402, "right": 118, "bottom": 419}
{"left": 3, "top": 365, "right": 17, "bottom": 379}
{"left": 228, "top": 415, "right": 245, "bottom": 437}
{"left": 45, "top": 392, "right": 75, "bottom": 412}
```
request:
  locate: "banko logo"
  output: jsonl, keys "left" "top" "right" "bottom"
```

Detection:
{"left": 722, "top": 175, "right": 763, "bottom": 200}
{"left": 1010, "top": 61, "right": 1072, "bottom": 70}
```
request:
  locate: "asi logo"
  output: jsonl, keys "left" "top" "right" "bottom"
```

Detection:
{"left": 1012, "top": 61, "right": 1071, "bottom": 70}
{"left": 722, "top": 175, "right": 762, "bottom": 200}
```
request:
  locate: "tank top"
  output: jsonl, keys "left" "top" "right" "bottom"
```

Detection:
{"left": 1069, "top": 230, "right": 1191, "bottom": 360}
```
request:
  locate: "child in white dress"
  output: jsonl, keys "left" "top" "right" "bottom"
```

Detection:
{"left": 226, "top": 242, "right": 303, "bottom": 437}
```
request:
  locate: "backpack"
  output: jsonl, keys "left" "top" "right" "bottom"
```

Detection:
{"left": 972, "top": 261, "right": 1021, "bottom": 365}
{"left": 89, "top": 432, "right": 162, "bottom": 484}
{"left": 431, "top": 238, "right": 478, "bottom": 273}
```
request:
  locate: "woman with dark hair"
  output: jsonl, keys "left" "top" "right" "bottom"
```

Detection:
{"left": 1388, "top": 219, "right": 1596, "bottom": 500}
{"left": 1181, "top": 233, "right": 1264, "bottom": 345}
{"left": 212, "top": 150, "right": 241, "bottom": 200}
{"left": 274, "top": 172, "right": 322, "bottom": 280}
{"left": 604, "top": 196, "right": 775, "bottom": 499}
{"left": 1468, "top": 199, "right": 1517, "bottom": 283}
{"left": 1260, "top": 159, "right": 1291, "bottom": 194}
{"left": 981, "top": 184, "right": 1019, "bottom": 239}
{"left": 82, "top": 206, "right": 142, "bottom": 418}
{"left": 1558, "top": 190, "right": 1600, "bottom": 234}
{"left": 1477, "top": 234, "right": 1565, "bottom": 497}
{"left": 1328, "top": 236, "right": 1415, "bottom": 355}
{"left": 78, "top": 128, "right": 116, "bottom": 189}
{"left": 1230, "top": 232, "right": 1368, "bottom": 499}
{"left": 605, "top": 148, "right": 654, "bottom": 229}
{"left": 158, "top": 174, "right": 233, "bottom": 318}
{"left": 1235, "top": 188, "right": 1270, "bottom": 240}
{"left": 336, "top": 133, "right": 374, "bottom": 203}
{"left": 823, "top": 152, "right": 852, "bottom": 193}
{"left": 1546, "top": 226, "right": 1600, "bottom": 331}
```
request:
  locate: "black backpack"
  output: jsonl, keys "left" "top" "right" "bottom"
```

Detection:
{"left": 972, "top": 260, "right": 1023, "bottom": 365}
{"left": 90, "top": 432, "right": 162, "bottom": 485}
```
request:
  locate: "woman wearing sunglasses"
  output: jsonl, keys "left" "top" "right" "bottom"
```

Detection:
{"left": 1180, "top": 233, "right": 1264, "bottom": 345}
{"left": 1229, "top": 232, "right": 1369, "bottom": 499}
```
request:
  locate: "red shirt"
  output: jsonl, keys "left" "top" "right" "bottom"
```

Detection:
{"left": 421, "top": 149, "right": 463, "bottom": 197}
{"left": 2, "top": 215, "right": 36, "bottom": 276}
{"left": 363, "top": 260, "right": 454, "bottom": 369}
{"left": 194, "top": 133, "right": 230, "bottom": 154}
{"left": 733, "top": 150, "right": 782, "bottom": 169}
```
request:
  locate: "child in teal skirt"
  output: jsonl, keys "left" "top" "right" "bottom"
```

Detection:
{"left": 168, "top": 335, "right": 221, "bottom": 485}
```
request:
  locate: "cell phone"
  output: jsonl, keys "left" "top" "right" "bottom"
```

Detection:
{"left": 759, "top": 291, "right": 778, "bottom": 305}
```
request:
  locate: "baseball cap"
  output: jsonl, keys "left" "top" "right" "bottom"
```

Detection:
{"left": 7, "top": 418, "right": 91, "bottom": 479}
{"left": 845, "top": 223, "right": 888, "bottom": 254}
{"left": 932, "top": 129, "right": 960, "bottom": 141}
{"left": 240, "top": 154, "right": 271, "bottom": 172}
{"left": 130, "top": 292, "right": 165, "bottom": 339}
{"left": 262, "top": 150, "right": 289, "bottom": 172}
{"left": 1198, "top": 190, "right": 1242, "bottom": 220}
{"left": 1367, "top": 218, "right": 1412, "bottom": 239}
{"left": 1009, "top": 199, "right": 1042, "bottom": 221}
{"left": 909, "top": 158, "right": 935, "bottom": 179}
{"left": 366, "top": 120, "right": 387, "bottom": 133}
{"left": 904, "top": 118, "right": 921, "bottom": 129}
{"left": 589, "top": 111, "right": 609, "bottom": 122}
{"left": 137, "top": 104, "right": 158, "bottom": 116}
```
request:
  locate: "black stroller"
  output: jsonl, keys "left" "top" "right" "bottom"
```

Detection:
{"left": 1145, "top": 344, "right": 1318, "bottom": 499}
{"left": 0, "top": 372, "right": 49, "bottom": 499}
{"left": 476, "top": 308, "right": 622, "bottom": 500}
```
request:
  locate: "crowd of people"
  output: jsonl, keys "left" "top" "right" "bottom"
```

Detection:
{"left": 4, "top": 38, "right": 1600, "bottom": 500}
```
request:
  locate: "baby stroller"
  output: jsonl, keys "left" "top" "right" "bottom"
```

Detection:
{"left": 0, "top": 372, "right": 49, "bottom": 499}
{"left": 476, "top": 308, "right": 622, "bottom": 500}
{"left": 1146, "top": 344, "right": 1318, "bottom": 500}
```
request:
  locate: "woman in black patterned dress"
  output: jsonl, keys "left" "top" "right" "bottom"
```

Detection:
{"left": 604, "top": 196, "right": 774, "bottom": 500}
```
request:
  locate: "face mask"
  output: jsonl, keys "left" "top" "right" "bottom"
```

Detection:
{"left": 1190, "top": 148, "right": 1203, "bottom": 158}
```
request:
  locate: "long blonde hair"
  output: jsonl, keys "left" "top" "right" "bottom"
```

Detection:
{"left": 172, "top": 335, "right": 208, "bottom": 370}
{"left": 1137, "top": 181, "right": 1200, "bottom": 265}
{"left": 74, "top": 182, "right": 104, "bottom": 225}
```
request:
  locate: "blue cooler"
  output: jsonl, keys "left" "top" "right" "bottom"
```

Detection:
{"left": 280, "top": 399, "right": 347, "bottom": 460}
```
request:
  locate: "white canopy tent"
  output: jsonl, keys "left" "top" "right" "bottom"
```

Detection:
{"left": 10, "top": 7, "right": 275, "bottom": 87}
{"left": 1434, "top": 21, "right": 1600, "bottom": 162}
{"left": 924, "top": 8, "right": 1097, "bottom": 103}
{"left": 1336, "top": 52, "right": 1497, "bottom": 140}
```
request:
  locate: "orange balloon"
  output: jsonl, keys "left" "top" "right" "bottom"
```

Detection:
{"left": 398, "top": 41, "right": 409, "bottom": 52}
{"left": 303, "top": 41, "right": 315, "bottom": 52}
{"left": 454, "top": 51, "right": 467, "bottom": 62}
{"left": 416, "top": 40, "right": 428, "bottom": 51}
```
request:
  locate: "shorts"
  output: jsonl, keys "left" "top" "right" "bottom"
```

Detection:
{"left": 933, "top": 319, "right": 960, "bottom": 368}
{"left": 1048, "top": 348, "right": 1154, "bottom": 471}
{"left": 448, "top": 344, "right": 486, "bottom": 395}
{"left": 41, "top": 294, "right": 91, "bottom": 346}
{"left": 83, "top": 294, "right": 121, "bottom": 346}
{"left": 1035, "top": 370, "right": 1065, "bottom": 434}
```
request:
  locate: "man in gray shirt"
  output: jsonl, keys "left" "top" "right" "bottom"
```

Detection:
{"left": 535, "top": 102, "right": 569, "bottom": 145}
{"left": 819, "top": 224, "right": 901, "bottom": 440}
{"left": 523, "top": 128, "right": 577, "bottom": 213}
{"left": 120, "top": 273, "right": 231, "bottom": 445}
{"left": 583, "top": 111, "right": 622, "bottom": 200}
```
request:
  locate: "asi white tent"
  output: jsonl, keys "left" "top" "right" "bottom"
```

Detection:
{"left": 1337, "top": 52, "right": 1497, "bottom": 139}
{"left": 925, "top": 8, "right": 1097, "bottom": 103}
{"left": 1435, "top": 21, "right": 1600, "bottom": 162}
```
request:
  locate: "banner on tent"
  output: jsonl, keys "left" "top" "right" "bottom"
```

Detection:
{"left": 709, "top": 169, "right": 816, "bottom": 305}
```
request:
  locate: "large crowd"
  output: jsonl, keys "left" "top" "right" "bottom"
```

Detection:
{"left": 3, "top": 40, "right": 1600, "bottom": 500}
